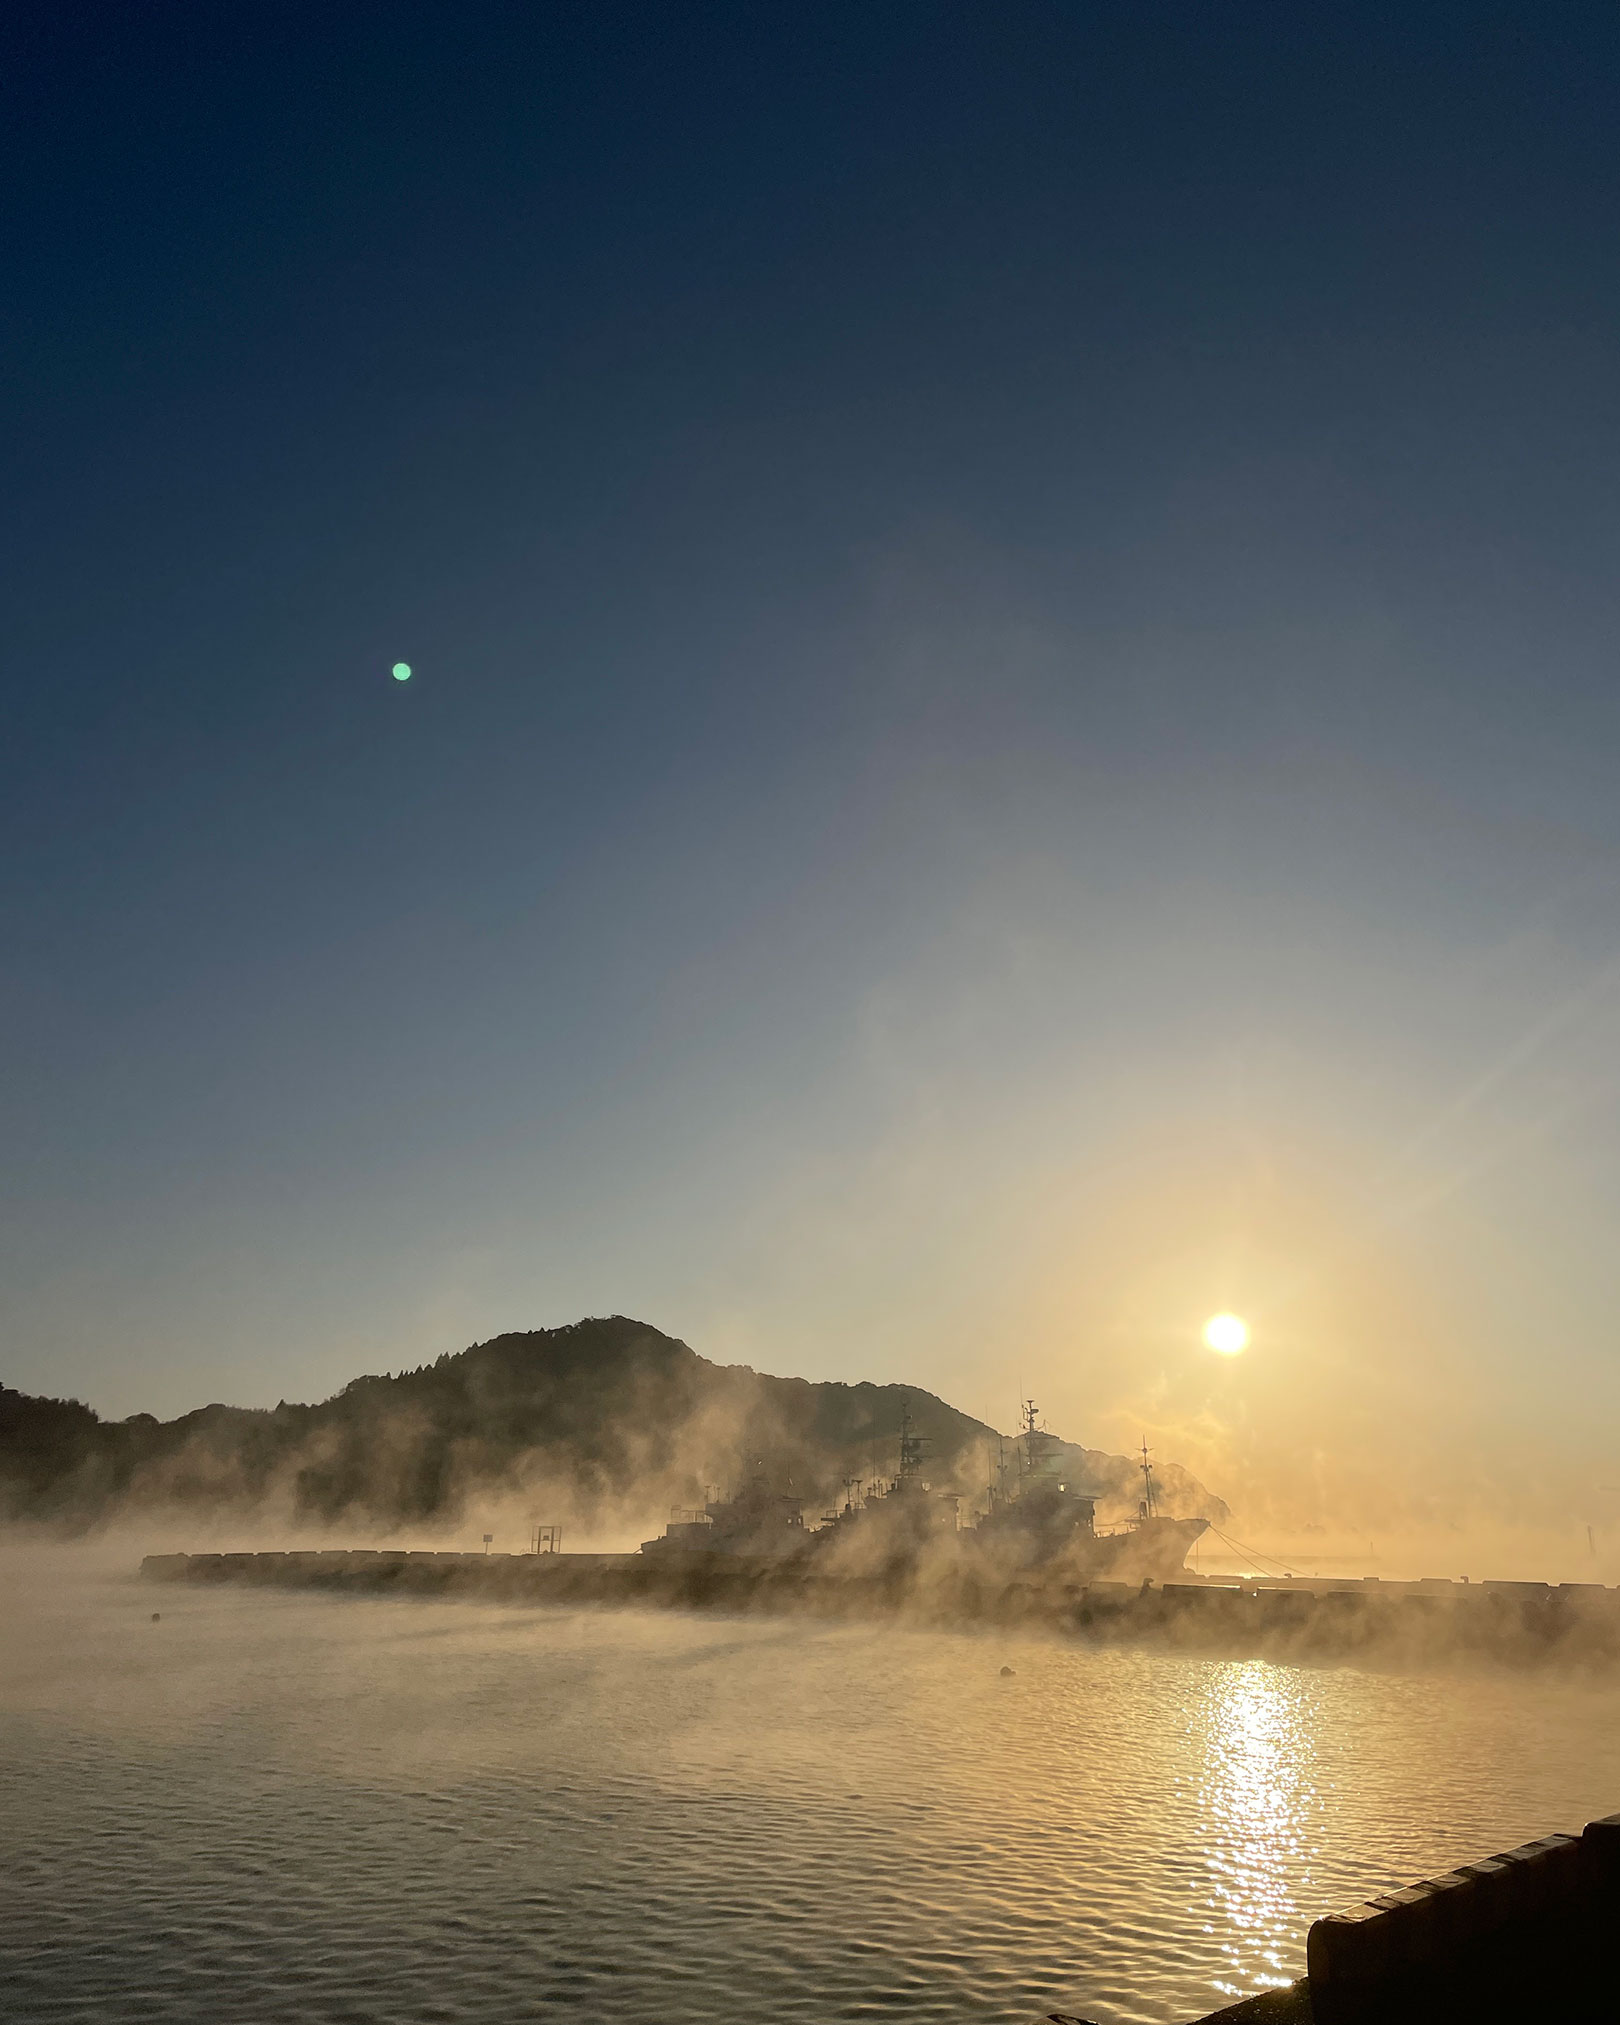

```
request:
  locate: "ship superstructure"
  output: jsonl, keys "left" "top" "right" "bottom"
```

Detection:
{"left": 640, "top": 1468, "right": 807, "bottom": 1559}
{"left": 637, "top": 1401, "right": 1207, "bottom": 1584}
{"left": 970, "top": 1397, "right": 1099, "bottom": 1567}
{"left": 809, "top": 1406, "right": 961, "bottom": 1566}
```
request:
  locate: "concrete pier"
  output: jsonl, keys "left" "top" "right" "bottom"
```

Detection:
{"left": 140, "top": 1549, "right": 1620, "bottom": 1668}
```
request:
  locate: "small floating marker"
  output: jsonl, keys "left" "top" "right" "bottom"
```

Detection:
{"left": 150, "top": 1612, "right": 161, "bottom": 1622}
{"left": 391, "top": 661, "right": 412, "bottom": 682}
{"left": 999, "top": 1664, "right": 1016, "bottom": 1677}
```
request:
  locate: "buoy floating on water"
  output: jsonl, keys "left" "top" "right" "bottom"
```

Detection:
{"left": 999, "top": 1664, "right": 1016, "bottom": 1677}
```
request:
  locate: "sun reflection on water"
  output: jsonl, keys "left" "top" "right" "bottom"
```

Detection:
{"left": 1194, "top": 1661, "right": 1319, "bottom": 1997}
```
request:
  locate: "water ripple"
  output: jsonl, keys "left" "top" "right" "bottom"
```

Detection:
{"left": 3, "top": 1566, "right": 1620, "bottom": 2023}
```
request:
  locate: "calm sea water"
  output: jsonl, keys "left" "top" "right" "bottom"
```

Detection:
{"left": 4, "top": 1556, "right": 1620, "bottom": 2025}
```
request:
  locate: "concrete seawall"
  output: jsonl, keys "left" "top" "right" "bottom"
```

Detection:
{"left": 1144, "top": 1572, "right": 1620, "bottom": 1667}
{"left": 140, "top": 1550, "right": 1620, "bottom": 1667}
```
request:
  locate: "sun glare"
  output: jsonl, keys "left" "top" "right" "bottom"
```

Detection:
{"left": 1203, "top": 1312, "right": 1249, "bottom": 1356}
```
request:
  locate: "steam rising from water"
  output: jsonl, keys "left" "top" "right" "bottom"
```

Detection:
{"left": 5, "top": 1546, "right": 1620, "bottom": 2025}
{"left": 0, "top": 1321, "right": 1222, "bottom": 1553}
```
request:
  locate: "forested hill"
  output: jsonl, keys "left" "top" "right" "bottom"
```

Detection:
{"left": 0, "top": 1316, "right": 1225, "bottom": 1537}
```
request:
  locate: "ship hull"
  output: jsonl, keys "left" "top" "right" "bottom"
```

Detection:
{"left": 960, "top": 1514, "right": 1208, "bottom": 1586}
{"left": 1061, "top": 1517, "right": 1210, "bottom": 1585}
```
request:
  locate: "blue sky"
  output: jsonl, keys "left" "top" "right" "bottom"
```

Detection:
{"left": 6, "top": 3, "right": 1620, "bottom": 1525}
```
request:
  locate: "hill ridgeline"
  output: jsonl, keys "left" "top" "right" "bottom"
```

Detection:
{"left": 1, "top": 1317, "right": 1227, "bottom": 1540}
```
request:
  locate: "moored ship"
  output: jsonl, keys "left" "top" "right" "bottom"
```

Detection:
{"left": 967, "top": 1400, "right": 1209, "bottom": 1583}
{"left": 638, "top": 1400, "right": 1209, "bottom": 1583}
{"left": 640, "top": 1472, "right": 809, "bottom": 1558}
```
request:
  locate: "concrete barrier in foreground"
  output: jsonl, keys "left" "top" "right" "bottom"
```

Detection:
{"left": 1130, "top": 1809, "right": 1620, "bottom": 2023}
{"left": 1298, "top": 1814, "right": 1615, "bottom": 2022}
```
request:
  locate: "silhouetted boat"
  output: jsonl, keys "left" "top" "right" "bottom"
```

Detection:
{"left": 639, "top": 1401, "right": 1207, "bottom": 1583}
{"left": 967, "top": 1400, "right": 1209, "bottom": 1584}
{"left": 640, "top": 1470, "right": 809, "bottom": 1558}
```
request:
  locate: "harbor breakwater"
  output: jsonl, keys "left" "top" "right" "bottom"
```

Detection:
{"left": 141, "top": 1549, "right": 1620, "bottom": 1669}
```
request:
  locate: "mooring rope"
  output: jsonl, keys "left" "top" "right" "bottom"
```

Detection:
{"left": 1202, "top": 1523, "right": 1298, "bottom": 1579}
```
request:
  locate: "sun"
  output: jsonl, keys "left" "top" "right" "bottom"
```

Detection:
{"left": 1203, "top": 1312, "right": 1249, "bottom": 1356}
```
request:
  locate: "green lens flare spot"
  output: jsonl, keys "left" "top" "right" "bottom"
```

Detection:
{"left": 391, "top": 661, "right": 413, "bottom": 681}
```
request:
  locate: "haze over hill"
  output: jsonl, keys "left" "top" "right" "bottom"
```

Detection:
{"left": 1, "top": 1317, "right": 1224, "bottom": 1542}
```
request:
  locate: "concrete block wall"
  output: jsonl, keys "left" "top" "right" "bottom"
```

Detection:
{"left": 1304, "top": 1814, "right": 1618, "bottom": 2022}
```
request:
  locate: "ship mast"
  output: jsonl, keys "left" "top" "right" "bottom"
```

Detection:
{"left": 897, "top": 1404, "right": 928, "bottom": 1483}
{"left": 1138, "top": 1437, "right": 1158, "bottom": 1521}
{"left": 1020, "top": 1397, "right": 1041, "bottom": 1482}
